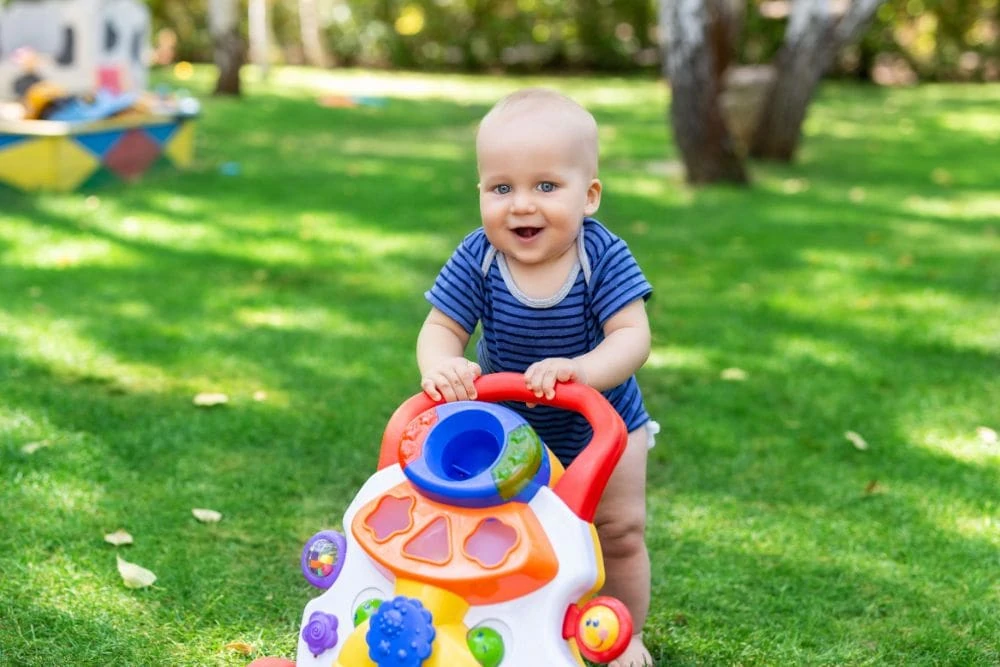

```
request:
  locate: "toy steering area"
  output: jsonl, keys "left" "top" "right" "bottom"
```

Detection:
{"left": 252, "top": 373, "right": 633, "bottom": 667}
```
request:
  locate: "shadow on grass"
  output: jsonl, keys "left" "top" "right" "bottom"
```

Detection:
{"left": 0, "top": 80, "right": 997, "bottom": 663}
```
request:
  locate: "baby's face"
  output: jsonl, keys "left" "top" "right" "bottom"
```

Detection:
{"left": 476, "top": 114, "right": 600, "bottom": 270}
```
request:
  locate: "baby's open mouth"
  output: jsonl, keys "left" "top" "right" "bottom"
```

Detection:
{"left": 514, "top": 227, "right": 541, "bottom": 239}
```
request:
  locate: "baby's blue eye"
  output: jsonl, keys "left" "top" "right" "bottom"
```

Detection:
{"left": 538, "top": 182, "right": 556, "bottom": 193}
{"left": 493, "top": 184, "right": 512, "bottom": 195}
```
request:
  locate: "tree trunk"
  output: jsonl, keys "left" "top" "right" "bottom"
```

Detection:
{"left": 709, "top": 0, "right": 745, "bottom": 75}
{"left": 660, "top": 0, "right": 748, "bottom": 185}
{"left": 209, "top": 0, "right": 243, "bottom": 96}
{"left": 750, "top": 0, "right": 883, "bottom": 161}
{"left": 299, "top": 0, "right": 330, "bottom": 67}
{"left": 249, "top": 0, "right": 270, "bottom": 79}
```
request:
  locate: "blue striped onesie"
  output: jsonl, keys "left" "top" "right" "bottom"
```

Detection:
{"left": 425, "top": 218, "right": 653, "bottom": 465}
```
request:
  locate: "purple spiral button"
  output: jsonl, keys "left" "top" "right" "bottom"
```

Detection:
{"left": 302, "top": 610, "right": 339, "bottom": 656}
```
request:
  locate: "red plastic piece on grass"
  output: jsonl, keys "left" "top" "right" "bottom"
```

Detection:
{"left": 378, "top": 373, "right": 627, "bottom": 523}
{"left": 246, "top": 658, "right": 295, "bottom": 667}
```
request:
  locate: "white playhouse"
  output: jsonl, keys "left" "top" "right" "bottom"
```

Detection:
{"left": 0, "top": 0, "right": 199, "bottom": 192}
{"left": 0, "top": 0, "right": 151, "bottom": 100}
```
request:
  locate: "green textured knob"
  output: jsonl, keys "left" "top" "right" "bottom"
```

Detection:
{"left": 467, "top": 626, "right": 504, "bottom": 667}
{"left": 492, "top": 424, "right": 542, "bottom": 499}
{"left": 352, "top": 598, "right": 382, "bottom": 627}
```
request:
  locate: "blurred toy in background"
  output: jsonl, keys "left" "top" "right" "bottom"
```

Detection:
{"left": 12, "top": 74, "right": 198, "bottom": 123}
{"left": 152, "top": 28, "right": 178, "bottom": 68}
{"left": 16, "top": 66, "right": 140, "bottom": 122}
{"left": 0, "top": 0, "right": 150, "bottom": 101}
{"left": 0, "top": 0, "right": 169, "bottom": 121}
{"left": 317, "top": 93, "right": 388, "bottom": 110}
{"left": 0, "top": 0, "right": 201, "bottom": 191}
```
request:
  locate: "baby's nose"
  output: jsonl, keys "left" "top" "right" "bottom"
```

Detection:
{"left": 509, "top": 191, "right": 536, "bottom": 213}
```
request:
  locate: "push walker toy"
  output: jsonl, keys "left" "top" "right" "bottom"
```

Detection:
{"left": 252, "top": 373, "right": 633, "bottom": 667}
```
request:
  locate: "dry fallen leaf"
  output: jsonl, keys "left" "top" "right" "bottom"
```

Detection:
{"left": 720, "top": 367, "right": 748, "bottom": 381}
{"left": 224, "top": 641, "right": 254, "bottom": 656}
{"left": 931, "top": 168, "right": 952, "bottom": 186}
{"left": 193, "top": 392, "right": 229, "bottom": 407}
{"left": 864, "top": 480, "right": 883, "bottom": 495}
{"left": 845, "top": 430, "right": 869, "bottom": 451}
{"left": 21, "top": 440, "right": 52, "bottom": 454}
{"left": 116, "top": 555, "right": 156, "bottom": 589}
{"left": 782, "top": 178, "right": 809, "bottom": 194}
{"left": 192, "top": 508, "right": 223, "bottom": 523}
{"left": 976, "top": 426, "right": 998, "bottom": 446}
{"left": 104, "top": 530, "right": 134, "bottom": 546}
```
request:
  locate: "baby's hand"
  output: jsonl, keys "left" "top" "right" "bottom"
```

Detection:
{"left": 421, "top": 358, "right": 482, "bottom": 402}
{"left": 524, "top": 357, "right": 586, "bottom": 401}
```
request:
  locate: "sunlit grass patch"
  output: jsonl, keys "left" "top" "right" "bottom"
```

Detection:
{"left": 0, "top": 69, "right": 997, "bottom": 665}
{"left": 901, "top": 193, "right": 1000, "bottom": 221}
{"left": 904, "top": 425, "right": 1000, "bottom": 465}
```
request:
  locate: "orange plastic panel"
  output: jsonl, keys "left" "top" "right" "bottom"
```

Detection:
{"left": 352, "top": 482, "right": 558, "bottom": 605}
{"left": 464, "top": 517, "right": 519, "bottom": 568}
{"left": 403, "top": 515, "right": 452, "bottom": 564}
{"left": 362, "top": 495, "right": 414, "bottom": 542}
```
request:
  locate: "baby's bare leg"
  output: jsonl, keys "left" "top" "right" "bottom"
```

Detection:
{"left": 594, "top": 425, "right": 654, "bottom": 666}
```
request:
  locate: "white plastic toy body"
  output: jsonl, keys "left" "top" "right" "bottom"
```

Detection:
{"left": 254, "top": 374, "right": 633, "bottom": 667}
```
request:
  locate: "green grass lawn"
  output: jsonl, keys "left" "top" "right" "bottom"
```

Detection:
{"left": 1, "top": 67, "right": 998, "bottom": 665}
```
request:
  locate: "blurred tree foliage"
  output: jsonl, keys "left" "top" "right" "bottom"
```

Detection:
{"left": 145, "top": 0, "right": 997, "bottom": 81}
{"left": 858, "top": 0, "right": 999, "bottom": 81}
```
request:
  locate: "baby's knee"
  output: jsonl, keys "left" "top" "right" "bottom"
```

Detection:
{"left": 597, "top": 511, "right": 647, "bottom": 559}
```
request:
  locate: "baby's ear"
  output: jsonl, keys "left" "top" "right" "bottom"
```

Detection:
{"left": 584, "top": 178, "right": 602, "bottom": 215}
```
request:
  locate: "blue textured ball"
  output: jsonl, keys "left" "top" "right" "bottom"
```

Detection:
{"left": 365, "top": 596, "right": 435, "bottom": 667}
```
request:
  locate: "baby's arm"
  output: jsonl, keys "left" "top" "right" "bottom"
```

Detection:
{"left": 524, "top": 298, "right": 650, "bottom": 399}
{"left": 417, "top": 307, "right": 482, "bottom": 401}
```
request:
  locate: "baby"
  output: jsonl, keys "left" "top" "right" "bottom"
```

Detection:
{"left": 417, "top": 88, "right": 655, "bottom": 666}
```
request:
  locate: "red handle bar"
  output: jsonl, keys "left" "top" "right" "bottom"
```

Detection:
{"left": 378, "top": 372, "right": 627, "bottom": 523}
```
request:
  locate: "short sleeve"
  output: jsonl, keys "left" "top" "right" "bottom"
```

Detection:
{"left": 589, "top": 237, "right": 652, "bottom": 326}
{"left": 424, "top": 232, "right": 487, "bottom": 334}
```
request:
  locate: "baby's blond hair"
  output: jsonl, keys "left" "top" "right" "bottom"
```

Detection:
{"left": 477, "top": 88, "right": 600, "bottom": 176}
